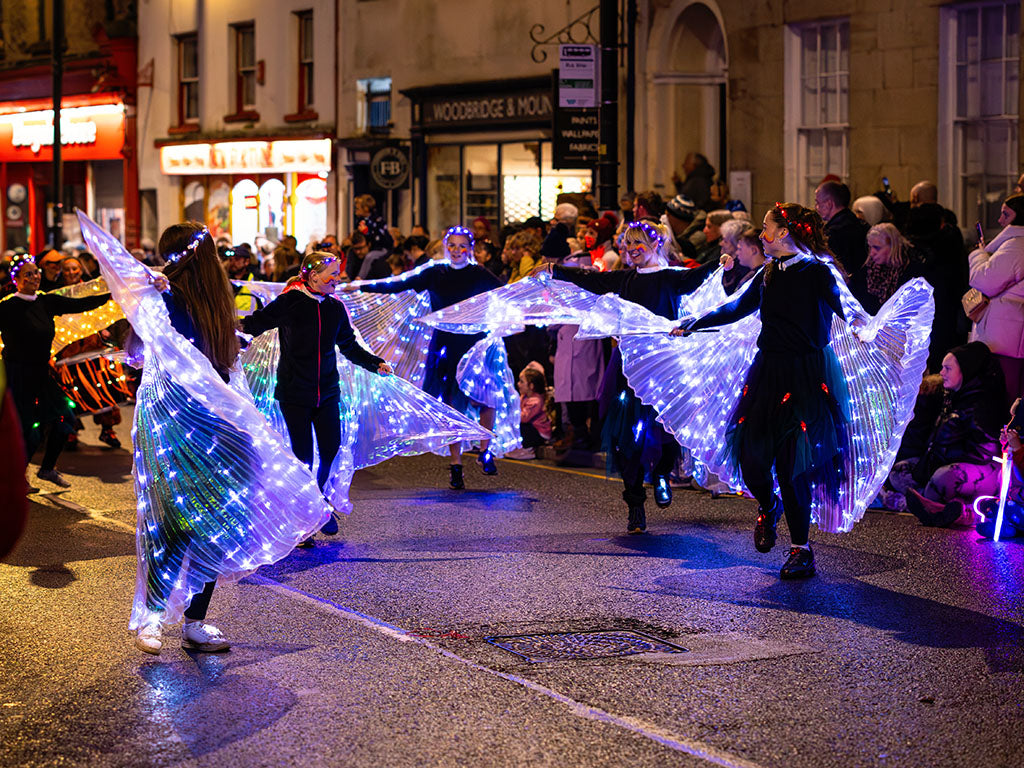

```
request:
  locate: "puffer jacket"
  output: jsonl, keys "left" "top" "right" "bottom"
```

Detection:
{"left": 969, "top": 224, "right": 1024, "bottom": 358}
{"left": 914, "top": 371, "right": 1004, "bottom": 484}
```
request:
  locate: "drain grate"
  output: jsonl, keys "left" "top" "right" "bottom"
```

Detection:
{"left": 485, "top": 629, "right": 688, "bottom": 663}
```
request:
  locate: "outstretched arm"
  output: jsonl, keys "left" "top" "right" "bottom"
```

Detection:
{"left": 551, "top": 264, "right": 628, "bottom": 295}
{"left": 240, "top": 293, "right": 291, "bottom": 338}
{"left": 43, "top": 292, "right": 111, "bottom": 316}
{"left": 351, "top": 266, "right": 433, "bottom": 295}
{"left": 684, "top": 274, "right": 762, "bottom": 331}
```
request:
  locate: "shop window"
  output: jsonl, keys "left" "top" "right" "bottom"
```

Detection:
{"left": 783, "top": 19, "right": 849, "bottom": 204}
{"left": 502, "top": 142, "right": 542, "bottom": 224}
{"left": 176, "top": 33, "right": 200, "bottom": 126}
{"left": 230, "top": 179, "right": 259, "bottom": 246}
{"left": 183, "top": 181, "right": 205, "bottom": 223}
{"left": 940, "top": 1, "right": 1020, "bottom": 235}
{"left": 258, "top": 179, "right": 286, "bottom": 242}
{"left": 294, "top": 177, "right": 328, "bottom": 252}
{"left": 537, "top": 143, "right": 590, "bottom": 222}
{"left": 207, "top": 182, "right": 231, "bottom": 241}
{"left": 357, "top": 78, "right": 392, "bottom": 134}
{"left": 463, "top": 145, "right": 499, "bottom": 229}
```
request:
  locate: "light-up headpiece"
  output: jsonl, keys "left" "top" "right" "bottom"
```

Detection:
{"left": 443, "top": 225, "right": 475, "bottom": 252}
{"left": 300, "top": 253, "right": 338, "bottom": 279}
{"left": 164, "top": 226, "right": 209, "bottom": 264}
{"left": 619, "top": 220, "right": 666, "bottom": 250}
{"left": 773, "top": 202, "right": 813, "bottom": 238}
{"left": 8, "top": 255, "right": 36, "bottom": 282}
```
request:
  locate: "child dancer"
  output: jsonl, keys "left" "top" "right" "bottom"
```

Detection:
{"left": 346, "top": 226, "right": 502, "bottom": 490}
{"left": 241, "top": 251, "right": 392, "bottom": 544}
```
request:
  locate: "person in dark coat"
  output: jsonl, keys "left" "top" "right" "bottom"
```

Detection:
{"left": 354, "top": 193, "right": 394, "bottom": 252}
{"left": 815, "top": 181, "right": 868, "bottom": 274}
{"left": 886, "top": 341, "right": 1004, "bottom": 526}
{"left": 673, "top": 152, "right": 715, "bottom": 211}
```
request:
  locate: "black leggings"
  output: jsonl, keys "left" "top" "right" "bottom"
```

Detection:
{"left": 619, "top": 442, "right": 680, "bottom": 507}
{"left": 280, "top": 397, "right": 341, "bottom": 490}
{"left": 739, "top": 436, "right": 811, "bottom": 546}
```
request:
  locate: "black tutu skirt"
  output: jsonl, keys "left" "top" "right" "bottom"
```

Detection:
{"left": 725, "top": 347, "right": 851, "bottom": 502}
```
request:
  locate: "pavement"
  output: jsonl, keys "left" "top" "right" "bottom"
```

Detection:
{"left": 2, "top": 412, "right": 1023, "bottom": 768}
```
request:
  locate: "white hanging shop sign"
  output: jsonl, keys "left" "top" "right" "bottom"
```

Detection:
{"left": 160, "top": 138, "right": 332, "bottom": 175}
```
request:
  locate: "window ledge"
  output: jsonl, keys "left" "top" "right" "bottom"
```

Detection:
{"left": 167, "top": 123, "right": 200, "bottom": 135}
{"left": 284, "top": 109, "right": 319, "bottom": 123}
{"left": 223, "top": 110, "right": 261, "bottom": 124}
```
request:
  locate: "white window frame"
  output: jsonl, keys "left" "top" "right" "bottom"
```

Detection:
{"left": 783, "top": 19, "right": 850, "bottom": 206}
{"left": 939, "top": 1, "right": 1020, "bottom": 235}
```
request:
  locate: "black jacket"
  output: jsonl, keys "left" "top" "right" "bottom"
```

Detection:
{"left": 0, "top": 291, "right": 110, "bottom": 366}
{"left": 914, "top": 369, "right": 1004, "bottom": 483}
{"left": 824, "top": 208, "right": 869, "bottom": 274}
{"left": 241, "top": 287, "right": 383, "bottom": 407}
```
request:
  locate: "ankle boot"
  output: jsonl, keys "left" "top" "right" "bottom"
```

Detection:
{"left": 449, "top": 464, "right": 465, "bottom": 490}
{"left": 627, "top": 504, "right": 647, "bottom": 534}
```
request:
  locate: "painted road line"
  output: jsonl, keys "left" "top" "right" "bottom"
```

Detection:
{"left": 39, "top": 493, "right": 136, "bottom": 534}
{"left": 251, "top": 573, "right": 767, "bottom": 768}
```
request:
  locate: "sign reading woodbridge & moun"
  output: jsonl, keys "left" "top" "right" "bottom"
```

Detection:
{"left": 403, "top": 76, "right": 554, "bottom": 133}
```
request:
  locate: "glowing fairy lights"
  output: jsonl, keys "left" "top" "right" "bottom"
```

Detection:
{"left": 77, "top": 211, "right": 335, "bottom": 631}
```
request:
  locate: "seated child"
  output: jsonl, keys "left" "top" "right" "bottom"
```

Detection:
{"left": 507, "top": 363, "right": 552, "bottom": 460}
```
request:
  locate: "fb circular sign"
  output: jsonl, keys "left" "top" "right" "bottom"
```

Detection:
{"left": 370, "top": 146, "right": 409, "bottom": 190}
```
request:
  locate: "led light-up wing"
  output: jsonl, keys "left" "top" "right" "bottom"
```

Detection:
{"left": 421, "top": 272, "right": 601, "bottom": 336}
{"left": 78, "top": 211, "right": 333, "bottom": 631}
{"left": 48, "top": 277, "right": 126, "bottom": 356}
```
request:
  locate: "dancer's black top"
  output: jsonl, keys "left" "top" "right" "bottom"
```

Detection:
{"left": 689, "top": 257, "right": 847, "bottom": 354}
{"left": 241, "top": 287, "right": 383, "bottom": 407}
{"left": 552, "top": 262, "right": 715, "bottom": 320}
{"left": 358, "top": 263, "right": 501, "bottom": 311}
{"left": 0, "top": 291, "right": 110, "bottom": 366}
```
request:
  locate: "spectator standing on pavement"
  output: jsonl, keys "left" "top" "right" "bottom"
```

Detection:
{"left": 354, "top": 194, "right": 394, "bottom": 252}
{"left": 815, "top": 180, "right": 869, "bottom": 274}
{"left": 663, "top": 195, "right": 702, "bottom": 264}
{"left": 695, "top": 209, "right": 734, "bottom": 266}
{"left": 849, "top": 223, "right": 921, "bottom": 315}
{"left": 966, "top": 193, "right": 1024, "bottom": 406}
{"left": 717, "top": 219, "right": 755, "bottom": 295}
{"left": 672, "top": 152, "right": 716, "bottom": 211}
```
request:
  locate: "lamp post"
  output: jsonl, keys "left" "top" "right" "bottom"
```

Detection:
{"left": 597, "top": 0, "right": 618, "bottom": 210}
{"left": 50, "top": 0, "right": 65, "bottom": 249}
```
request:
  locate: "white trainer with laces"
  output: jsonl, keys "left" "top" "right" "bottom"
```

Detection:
{"left": 37, "top": 469, "right": 71, "bottom": 488}
{"left": 182, "top": 621, "right": 231, "bottom": 652}
{"left": 135, "top": 622, "right": 163, "bottom": 655}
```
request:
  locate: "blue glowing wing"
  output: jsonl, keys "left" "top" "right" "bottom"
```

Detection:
{"left": 78, "top": 211, "right": 332, "bottom": 631}
{"left": 421, "top": 272, "right": 601, "bottom": 336}
{"left": 342, "top": 288, "right": 433, "bottom": 386}
{"left": 678, "top": 265, "right": 731, "bottom": 321}
{"left": 574, "top": 294, "right": 678, "bottom": 339}
{"left": 455, "top": 334, "right": 521, "bottom": 456}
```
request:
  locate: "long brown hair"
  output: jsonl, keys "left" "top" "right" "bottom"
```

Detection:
{"left": 158, "top": 221, "right": 239, "bottom": 373}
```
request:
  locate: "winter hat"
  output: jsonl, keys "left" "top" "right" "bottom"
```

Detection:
{"left": 949, "top": 341, "right": 992, "bottom": 383}
{"left": 665, "top": 195, "right": 697, "bottom": 222}
{"left": 588, "top": 213, "right": 618, "bottom": 244}
{"left": 554, "top": 202, "right": 579, "bottom": 223}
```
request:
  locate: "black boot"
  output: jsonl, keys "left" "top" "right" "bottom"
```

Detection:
{"left": 754, "top": 497, "right": 783, "bottom": 553}
{"left": 653, "top": 475, "right": 672, "bottom": 509}
{"left": 449, "top": 464, "right": 465, "bottom": 490}
{"left": 627, "top": 504, "right": 647, "bottom": 534}
{"left": 780, "top": 546, "right": 815, "bottom": 579}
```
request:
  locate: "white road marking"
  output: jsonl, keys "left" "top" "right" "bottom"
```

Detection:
{"left": 38, "top": 493, "right": 136, "bottom": 534}
{"left": 251, "top": 574, "right": 768, "bottom": 768}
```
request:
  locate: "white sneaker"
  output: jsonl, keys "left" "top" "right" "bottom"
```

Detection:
{"left": 37, "top": 469, "right": 71, "bottom": 488}
{"left": 135, "top": 622, "right": 163, "bottom": 655}
{"left": 505, "top": 447, "right": 536, "bottom": 460}
{"left": 181, "top": 621, "right": 231, "bottom": 652}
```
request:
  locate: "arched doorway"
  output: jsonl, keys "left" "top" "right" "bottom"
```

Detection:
{"left": 644, "top": 1, "right": 727, "bottom": 195}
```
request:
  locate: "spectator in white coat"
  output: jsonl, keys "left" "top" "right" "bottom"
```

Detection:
{"left": 968, "top": 193, "right": 1024, "bottom": 407}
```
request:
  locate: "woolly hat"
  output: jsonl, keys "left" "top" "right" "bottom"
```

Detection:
{"left": 949, "top": 341, "right": 992, "bottom": 384}
{"left": 665, "top": 195, "right": 697, "bottom": 222}
{"left": 587, "top": 212, "right": 618, "bottom": 244}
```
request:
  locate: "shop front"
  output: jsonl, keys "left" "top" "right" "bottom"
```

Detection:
{"left": 0, "top": 95, "right": 131, "bottom": 253}
{"left": 157, "top": 136, "right": 333, "bottom": 251}
{"left": 403, "top": 76, "right": 593, "bottom": 235}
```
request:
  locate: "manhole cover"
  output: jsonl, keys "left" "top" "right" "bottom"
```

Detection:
{"left": 485, "top": 629, "right": 688, "bottom": 663}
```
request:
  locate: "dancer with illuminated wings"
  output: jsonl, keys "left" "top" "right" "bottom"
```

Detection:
{"left": 628, "top": 202, "right": 934, "bottom": 579}
{"left": 344, "top": 226, "right": 516, "bottom": 491}
{"left": 78, "top": 213, "right": 334, "bottom": 656}
{"left": 540, "top": 221, "right": 716, "bottom": 534}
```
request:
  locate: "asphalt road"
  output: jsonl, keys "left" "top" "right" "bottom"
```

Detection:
{"left": 2, "top": 413, "right": 1023, "bottom": 768}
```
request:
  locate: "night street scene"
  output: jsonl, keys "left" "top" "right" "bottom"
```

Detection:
{"left": 1, "top": 1, "right": 1023, "bottom": 767}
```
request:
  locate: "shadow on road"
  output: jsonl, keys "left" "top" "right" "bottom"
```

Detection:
{"left": 1, "top": 499, "right": 134, "bottom": 588}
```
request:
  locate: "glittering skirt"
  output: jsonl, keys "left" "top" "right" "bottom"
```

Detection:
{"left": 725, "top": 348, "right": 851, "bottom": 503}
